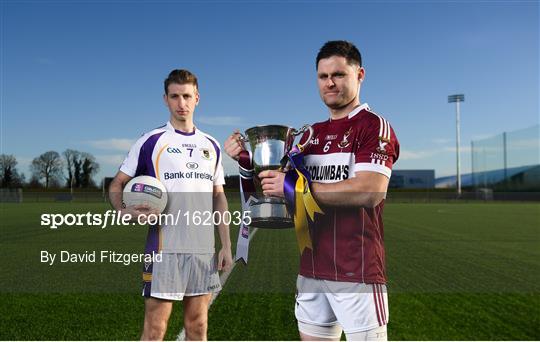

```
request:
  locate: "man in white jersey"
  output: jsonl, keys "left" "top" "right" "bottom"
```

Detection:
{"left": 109, "top": 69, "right": 233, "bottom": 340}
{"left": 225, "top": 41, "right": 399, "bottom": 341}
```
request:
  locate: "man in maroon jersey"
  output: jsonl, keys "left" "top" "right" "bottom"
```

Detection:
{"left": 225, "top": 40, "right": 399, "bottom": 341}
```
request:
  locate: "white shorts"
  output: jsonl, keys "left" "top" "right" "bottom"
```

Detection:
{"left": 295, "top": 275, "right": 388, "bottom": 334}
{"left": 143, "top": 253, "right": 221, "bottom": 301}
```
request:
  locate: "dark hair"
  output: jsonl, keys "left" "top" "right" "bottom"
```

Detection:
{"left": 164, "top": 69, "right": 199, "bottom": 95}
{"left": 316, "top": 40, "right": 362, "bottom": 69}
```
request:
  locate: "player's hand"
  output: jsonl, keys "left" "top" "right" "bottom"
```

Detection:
{"left": 259, "top": 170, "right": 285, "bottom": 198}
{"left": 217, "top": 246, "right": 233, "bottom": 272}
{"left": 120, "top": 204, "right": 160, "bottom": 223}
{"left": 224, "top": 130, "right": 245, "bottom": 161}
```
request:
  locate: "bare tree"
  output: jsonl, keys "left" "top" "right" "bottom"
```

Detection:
{"left": 31, "top": 151, "right": 63, "bottom": 189}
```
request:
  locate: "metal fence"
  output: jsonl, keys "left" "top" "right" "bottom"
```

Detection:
{"left": 1, "top": 191, "right": 108, "bottom": 203}
{"left": 2, "top": 190, "right": 538, "bottom": 204}
{"left": 471, "top": 124, "right": 539, "bottom": 189}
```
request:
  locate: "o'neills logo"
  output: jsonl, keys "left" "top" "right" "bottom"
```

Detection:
{"left": 132, "top": 183, "right": 163, "bottom": 199}
{"left": 307, "top": 165, "right": 349, "bottom": 181}
{"left": 325, "top": 134, "right": 338, "bottom": 141}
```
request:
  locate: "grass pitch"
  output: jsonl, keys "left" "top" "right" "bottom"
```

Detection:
{"left": 1, "top": 200, "right": 538, "bottom": 340}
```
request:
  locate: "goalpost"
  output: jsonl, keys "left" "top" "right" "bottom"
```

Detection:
{"left": 0, "top": 188, "right": 23, "bottom": 203}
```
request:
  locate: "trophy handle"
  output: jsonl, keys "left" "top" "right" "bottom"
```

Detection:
{"left": 291, "top": 125, "right": 314, "bottom": 151}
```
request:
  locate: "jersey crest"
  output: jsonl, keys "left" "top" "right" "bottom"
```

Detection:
{"left": 200, "top": 148, "right": 211, "bottom": 160}
{"left": 338, "top": 126, "right": 353, "bottom": 149}
{"left": 376, "top": 137, "right": 390, "bottom": 154}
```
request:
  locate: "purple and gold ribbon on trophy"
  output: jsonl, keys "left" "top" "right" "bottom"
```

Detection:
{"left": 235, "top": 150, "right": 256, "bottom": 265}
{"left": 283, "top": 143, "right": 324, "bottom": 254}
{"left": 234, "top": 124, "right": 319, "bottom": 263}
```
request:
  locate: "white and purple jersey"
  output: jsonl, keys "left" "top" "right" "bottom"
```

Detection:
{"left": 120, "top": 121, "right": 225, "bottom": 254}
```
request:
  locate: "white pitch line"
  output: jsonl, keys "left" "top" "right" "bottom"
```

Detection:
{"left": 176, "top": 228, "right": 258, "bottom": 341}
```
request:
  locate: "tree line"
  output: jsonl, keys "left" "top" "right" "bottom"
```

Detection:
{"left": 0, "top": 150, "right": 100, "bottom": 189}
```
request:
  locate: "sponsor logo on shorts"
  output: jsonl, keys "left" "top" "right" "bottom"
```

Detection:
{"left": 207, "top": 283, "right": 220, "bottom": 291}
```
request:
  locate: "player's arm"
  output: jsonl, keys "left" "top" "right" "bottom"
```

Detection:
{"left": 213, "top": 185, "right": 233, "bottom": 271}
{"left": 108, "top": 170, "right": 156, "bottom": 221}
{"left": 109, "top": 171, "right": 132, "bottom": 211}
{"left": 259, "top": 170, "right": 388, "bottom": 208}
{"left": 310, "top": 171, "right": 388, "bottom": 208}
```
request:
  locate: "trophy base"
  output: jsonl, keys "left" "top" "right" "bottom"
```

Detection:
{"left": 249, "top": 197, "right": 293, "bottom": 229}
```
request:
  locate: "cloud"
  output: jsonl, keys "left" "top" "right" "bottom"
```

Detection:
{"left": 471, "top": 133, "right": 497, "bottom": 141}
{"left": 399, "top": 149, "right": 437, "bottom": 160}
{"left": 442, "top": 146, "right": 472, "bottom": 153}
{"left": 399, "top": 145, "right": 471, "bottom": 161}
{"left": 94, "top": 154, "right": 126, "bottom": 167}
{"left": 432, "top": 138, "right": 452, "bottom": 144}
{"left": 86, "top": 138, "right": 135, "bottom": 152}
{"left": 197, "top": 116, "right": 245, "bottom": 126}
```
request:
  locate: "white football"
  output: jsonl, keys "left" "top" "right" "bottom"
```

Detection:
{"left": 123, "top": 176, "right": 168, "bottom": 213}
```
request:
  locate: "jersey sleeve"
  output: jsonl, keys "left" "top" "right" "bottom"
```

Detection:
{"left": 119, "top": 134, "right": 146, "bottom": 177}
{"left": 213, "top": 149, "right": 226, "bottom": 186}
{"left": 207, "top": 137, "right": 225, "bottom": 186}
{"left": 353, "top": 115, "right": 399, "bottom": 178}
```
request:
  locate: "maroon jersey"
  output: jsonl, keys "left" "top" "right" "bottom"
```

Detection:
{"left": 299, "top": 104, "right": 399, "bottom": 284}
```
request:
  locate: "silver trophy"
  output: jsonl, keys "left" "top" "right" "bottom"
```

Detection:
{"left": 240, "top": 124, "right": 313, "bottom": 229}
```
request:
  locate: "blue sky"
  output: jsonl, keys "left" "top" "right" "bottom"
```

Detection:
{"left": 2, "top": 1, "right": 538, "bottom": 183}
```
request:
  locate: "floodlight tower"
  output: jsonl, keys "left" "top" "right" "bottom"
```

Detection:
{"left": 448, "top": 94, "right": 465, "bottom": 196}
